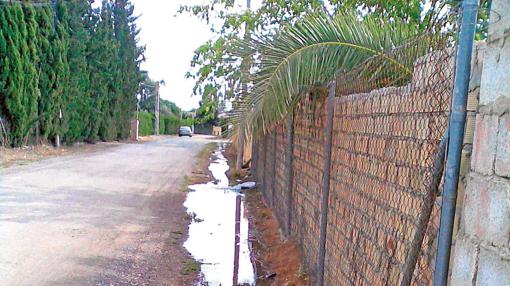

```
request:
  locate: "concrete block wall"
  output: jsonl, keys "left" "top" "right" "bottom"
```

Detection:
{"left": 451, "top": 0, "right": 510, "bottom": 284}
{"left": 455, "top": 42, "right": 485, "bottom": 232}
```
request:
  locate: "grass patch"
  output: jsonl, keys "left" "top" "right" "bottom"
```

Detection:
{"left": 181, "top": 258, "right": 201, "bottom": 275}
{"left": 196, "top": 142, "right": 216, "bottom": 159}
{"left": 181, "top": 175, "right": 190, "bottom": 192}
{"left": 231, "top": 170, "right": 242, "bottom": 179}
{"left": 295, "top": 265, "right": 308, "bottom": 280}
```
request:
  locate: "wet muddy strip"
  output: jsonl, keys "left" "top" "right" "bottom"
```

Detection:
{"left": 184, "top": 144, "right": 255, "bottom": 286}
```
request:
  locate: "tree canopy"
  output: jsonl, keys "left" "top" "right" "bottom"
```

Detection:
{"left": 179, "top": 0, "right": 450, "bottom": 124}
{"left": 0, "top": 0, "right": 144, "bottom": 147}
{"left": 180, "top": 0, "right": 491, "bottom": 138}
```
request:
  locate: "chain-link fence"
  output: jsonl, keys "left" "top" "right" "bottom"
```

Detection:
{"left": 253, "top": 34, "right": 455, "bottom": 285}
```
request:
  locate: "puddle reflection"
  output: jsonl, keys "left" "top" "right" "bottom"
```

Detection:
{"left": 184, "top": 144, "right": 255, "bottom": 286}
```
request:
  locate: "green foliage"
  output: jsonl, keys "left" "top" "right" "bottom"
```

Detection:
{"left": 181, "top": 0, "right": 490, "bottom": 133}
{"left": 113, "top": 0, "right": 143, "bottom": 139}
{"left": 180, "top": 118, "right": 194, "bottom": 129}
{"left": 137, "top": 72, "right": 189, "bottom": 136}
{"left": 231, "top": 11, "right": 432, "bottom": 139}
{"left": 0, "top": 0, "right": 144, "bottom": 147}
{"left": 180, "top": 0, "right": 436, "bottom": 127}
{"left": 35, "top": 5, "right": 58, "bottom": 142}
{"left": 159, "top": 116, "right": 165, "bottom": 135}
{"left": 195, "top": 94, "right": 217, "bottom": 125}
{"left": 333, "top": 0, "right": 423, "bottom": 26}
{"left": 63, "top": 0, "right": 91, "bottom": 144}
{"left": 0, "top": 3, "right": 35, "bottom": 146}
{"left": 138, "top": 112, "right": 191, "bottom": 136}
{"left": 139, "top": 95, "right": 182, "bottom": 118}
{"left": 163, "top": 115, "right": 181, "bottom": 135}
{"left": 138, "top": 111, "right": 154, "bottom": 136}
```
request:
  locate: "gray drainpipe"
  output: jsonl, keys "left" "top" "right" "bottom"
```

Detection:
{"left": 433, "top": 0, "right": 479, "bottom": 285}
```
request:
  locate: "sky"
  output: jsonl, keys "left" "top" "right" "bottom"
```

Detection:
{"left": 130, "top": 0, "right": 261, "bottom": 111}
{"left": 92, "top": 0, "right": 259, "bottom": 111}
{"left": 131, "top": 0, "right": 213, "bottom": 111}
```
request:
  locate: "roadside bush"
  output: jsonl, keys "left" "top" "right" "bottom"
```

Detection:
{"left": 159, "top": 116, "right": 165, "bottom": 135}
{"left": 138, "top": 112, "right": 154, "bottom": 136}
{"left": 180, "top": 118, "right": 194, "bottom": 128}
{"left": 163, "top": 115, "right": 180, "bottom": 135}
{"left": 138, "top": 112, "right": 193, "bottom": 136}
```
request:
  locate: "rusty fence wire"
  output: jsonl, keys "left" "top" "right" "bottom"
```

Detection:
{"left": 252, "top": 34, "right": 456, "bottom": 286}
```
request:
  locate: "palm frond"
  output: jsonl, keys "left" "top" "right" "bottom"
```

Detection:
{"left": 230, "top": 11, "right": 440, "bottom": 141}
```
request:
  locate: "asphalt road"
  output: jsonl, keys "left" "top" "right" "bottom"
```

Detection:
{"left": 0, "top": 135, "right": 216, "bottom": 286}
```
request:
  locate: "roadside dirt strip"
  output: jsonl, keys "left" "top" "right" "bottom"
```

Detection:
{"left": 0, "top": 135, "right": 221, "bottom": 286}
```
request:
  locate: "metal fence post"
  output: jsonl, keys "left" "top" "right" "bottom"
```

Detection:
{"left": 433, "top": 0, "right": 478, "bottom": 285}
{"left": 286, "top": 111, "right": 295, "bottom": 236}
{"left": 262, "top": 134, "right": 269, "bottom": 198}
{"left": 271, "top": 130, "right": 277, "bottom": 207}
{"left": 401, "top": 132, "right": 448, "bottom": 286}
{"left": 251, "top": 138, "right": 258, "bottom": 178}
{"left": 317, "top": 81, "right": 336, "bottom": 286}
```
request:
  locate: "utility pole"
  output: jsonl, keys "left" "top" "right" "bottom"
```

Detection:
{"left": 154, "top": 81, "right": 160, "bottom": 135}
{"left": 235, "top": 0, "right": 251, "bottom": 171}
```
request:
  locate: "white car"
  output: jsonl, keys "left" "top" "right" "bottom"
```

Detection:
{"left": 178, "top": 126, "right": 193, "bottom": 137}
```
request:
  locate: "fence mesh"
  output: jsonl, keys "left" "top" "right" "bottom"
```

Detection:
{"left": 325, "top": 46, "right": 454, "bottom": 286}
{"left": 253, "top": 34, "right": 455, "bottom": 285}
{"left": 290, "top": 94, "right": 328, "bottom": 276}
{"left": 273, "top": 123, "right": 290, "bottom": 233}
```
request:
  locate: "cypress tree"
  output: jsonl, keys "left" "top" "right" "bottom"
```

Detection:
{"left": 35, "top": 5, "right": 56, "bottom": 142}
{"left": 88, "top": 0, "right": 118, "bottom": 141}
{"left": 22, "top": 3, "right": 41, "bottom": 144}
{"left": 0, "top": 0, "right": 144, "bottom": 146}
{"left": 52, "top": 0, "right": 71, "bottom": 145}
{"left": 0, "top": 8, "right": 10, "bottom": 145}
{"left": 113, "top": 0, "right": 142, "bottom": 139}
{"left": 0, "top": 4, "right": 29, "bottom": 146}
{"left": 62, "top": 0, "right": 91, "bottom": 144}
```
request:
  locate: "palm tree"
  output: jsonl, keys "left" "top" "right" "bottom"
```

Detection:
{"left": 229, "top": 11, "right": 445, "bottom": 141}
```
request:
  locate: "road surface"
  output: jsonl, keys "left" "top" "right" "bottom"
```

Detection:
{"left": 0, "top": 135, "right": 216, "bottom": 286}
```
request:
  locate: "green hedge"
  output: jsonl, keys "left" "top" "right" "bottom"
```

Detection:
{"left": 138, "top": 112, "right": 155, "bottom": 136}
{"left": 163, "top": 115, "right": 181, "bottom": 135}
{"left": 138, "top": 112, "right": 192, "bottom": 136}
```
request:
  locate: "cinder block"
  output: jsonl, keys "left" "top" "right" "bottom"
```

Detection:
{"left": 463, "top": 174, "right": 510, "bottom": 246}
{"left": 469, "top": 42, "right": 485, "bottom": 92}
{"left": 450, "top": 239, "right": 478, "bottom": 286}
{"left": 464, "top": 113, "right": 476, "bottom": 144}
{"left": 495, "top": 114, "right": 510, "bottom": 177}
{"left": 471, "top": 115, "right": 499, "bottom": 175}
{"left": 476, "top": 248, "right": 510, "bottom": 286}
{"left": 460, "top": 148, "right": 472, "bottom": 178}
{"left": 487, "top": 0, "right": 510, "bottom": 43}
{"left": 463, "top": 174, "right": 489, "bottom": 238}
{"left": 466, "top": 90, "right": 479, "bottom": 112}
{"left": 479, "top": 37, "right": 510, "bottom": 105}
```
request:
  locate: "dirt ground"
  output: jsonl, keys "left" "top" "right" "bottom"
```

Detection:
{"left": 0, "top": 135, "right": 221, "bottom": 286}
{"left": 224, "top": 146, "right": 310, "bottom": 286}
{"left": 0, "top": 135, "right": 184, "bottom": 169}
{"left": 0, "top": 142, "right": 120, "bottom": 168}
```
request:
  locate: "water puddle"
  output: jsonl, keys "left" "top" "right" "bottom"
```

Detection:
{"left": 184, "top": 144, "right": 256, "bottom": 286}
